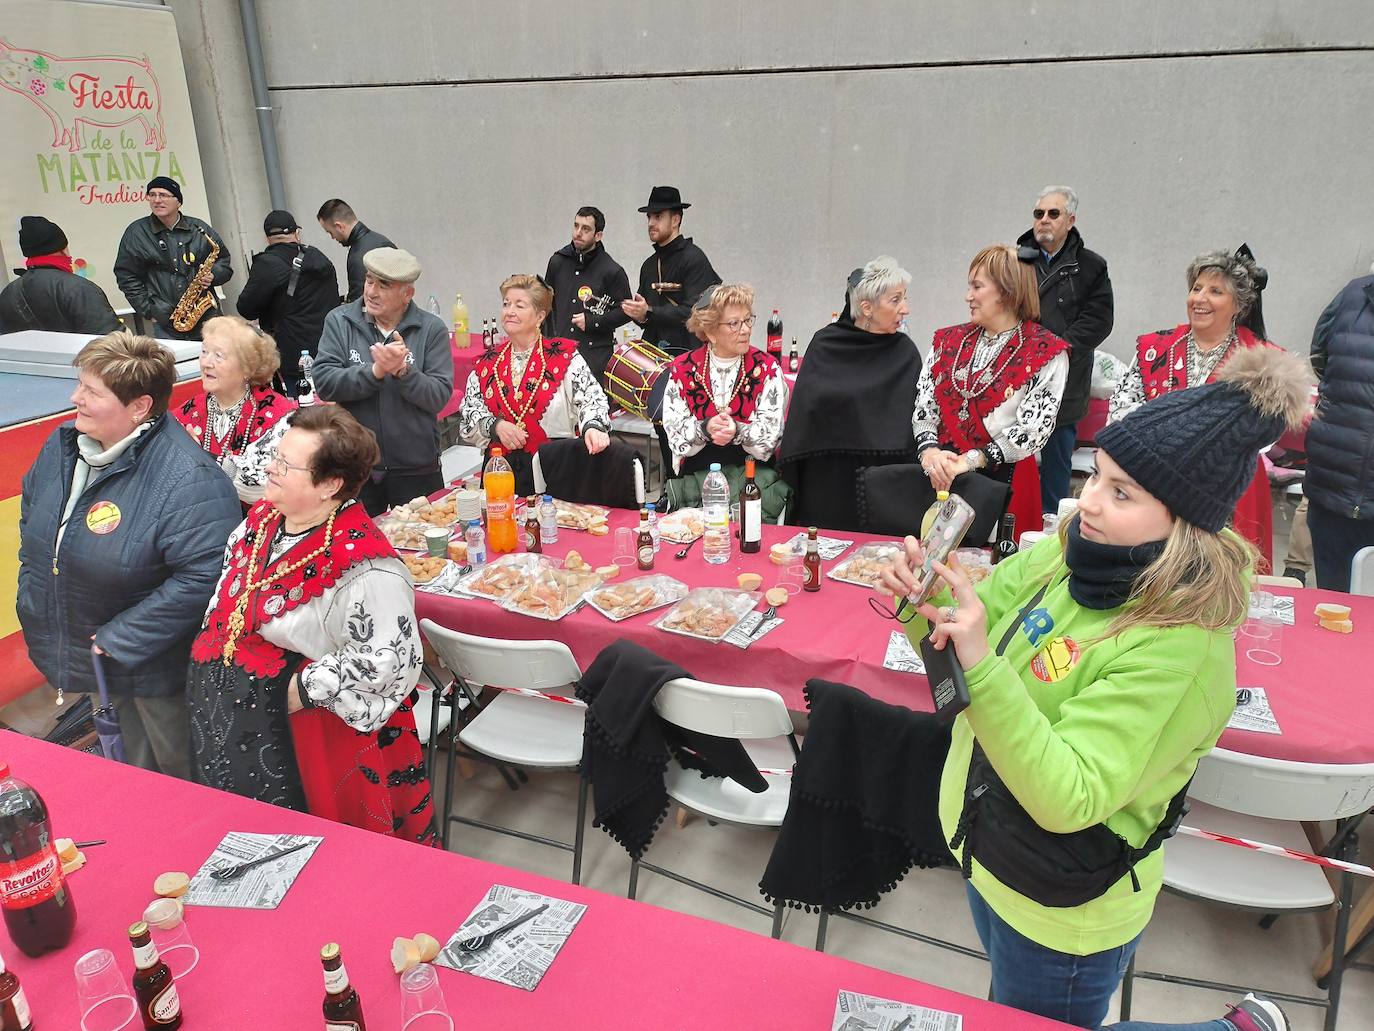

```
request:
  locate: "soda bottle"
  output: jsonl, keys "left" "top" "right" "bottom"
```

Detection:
{"left": 994, "top": 512, "right": 1018, "bottom": 565}
{"left": 0, "top": 762, "right": 76, "bottom": 958}
{"left": 739, "top": 458, "right": 762, "bottom": 554}
{"left": 129, "top": 920, "right": 182, "bottom": 1029}
{"left": 297, "top": 351, "right": 316, "bottom": 406}
{"left": 321, "top": 943, "right": 367, "bottom": 1030}
{"left": 645, "top": 502, "right": 661, "bottom": 553}
{"left": 538, "top": 494, "right": 559, "bottom": 545}
{"left": 803, "top": 526, "right": 821, "bottom": 592}
{"left": 0, "top": 952, "right": 33, "bottom": 1031}
{"left": 921, "top": 490, "right": 950, "bottom": 539}
{"left": 452, "top": 292, "right": 470, "bottom": 340}
{"left": 524, "top": 496, "right": 542, "bottom": 553}
{"left": 483, "top": 448, "right": 517, "bottom": 553}
{"left": 787, "top": 337, "right": 799, "bottom": 373}
{"left": 465, "top": 520, "right": 486, "bottom": 568}
{"left": 702, "top": 463, "right": 731, "bottom": 565}
{"left": 766, "top": 309, "right": 783, "bottom": 358}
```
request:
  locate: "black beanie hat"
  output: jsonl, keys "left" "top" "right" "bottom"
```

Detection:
{"left": 146, "top": 176, "right": 182, "bottom": 202}
{"left": 18, "top": 215, "right": 67, "bottom": 257}
{"left": 1096, "top": 346, "right": 1312, "bottom": 532}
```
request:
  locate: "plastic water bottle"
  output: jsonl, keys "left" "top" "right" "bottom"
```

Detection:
{"left": 426, "top": 294, "right": 442, "bottom": 317}
{"left": 464, "top": 520, "right": 486, "bottom": 567}
{"left": 646, "top": 502, "right": 661, "bottom": 553}
{"left": 538, "top": 494, "right": 559, "bottom": 545}
{"left": 702, "top": 463, "right": 731, "bottom": 565}
{"left": 297, "top": 351, "right": 316, "bottom": 406}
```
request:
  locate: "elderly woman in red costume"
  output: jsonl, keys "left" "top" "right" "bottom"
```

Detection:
{"left": 173, "top": 314, "right": 294, "bottom": 474}
{"left": 186, "top": 405, "right": 435, "bottom": 845}
{"left": 1108, "top": 247, "right": 1277, "bottom": 564}
{"left": 458, "top": 273, "right": 611, "bottom": 495}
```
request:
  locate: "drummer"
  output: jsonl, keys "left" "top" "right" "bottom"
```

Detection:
{"left": 661, "top": 284, "right": 789, "bottom": 520}
{"left": 458, "top": 273, "right": 612, "bottom": 494}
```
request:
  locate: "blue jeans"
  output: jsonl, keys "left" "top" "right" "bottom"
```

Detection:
{"left": 966, "top": 886, "right": 1237, "bottom": 1030}
{"left": 1040, "top": 423, "right": 1079, "bottom": 514}
{"left": 1308, "top": 500, "right": 1374, "bottom": 592}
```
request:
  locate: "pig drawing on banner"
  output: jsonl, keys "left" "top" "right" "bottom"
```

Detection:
{"left": 0, "top": 39, "right": 166, "bottom": 153}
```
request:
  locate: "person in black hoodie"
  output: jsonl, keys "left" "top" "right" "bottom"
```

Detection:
{"left": 316, "top": 198, "right": 395, "bottom": 302}
{"left": 1016, "top": 186, "right": 1114, "bottom": 515}
{"left": 778, "top": 258, "right": 921, "bottom": 532}
{"left": 543, "top": 206, "right": 632, "bottom": 385}
{"left": 0, "top": 216, "right": 120, "bottom": 335}
{"left": 621, "top": 186, "right": 721, "bottom": 357}
{"left": 235, "top": 210, "right": 342, "bottom": 383}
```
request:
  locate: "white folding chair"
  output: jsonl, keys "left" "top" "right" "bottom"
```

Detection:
{"left": 627, "top": 676, "right": 799, "bottom": 938}
{"left": 532, "top": 449, "right": 645, "bottom": 507}
{"left": 1255, "top": 574, "right": 1304, "bottom": 588}
{"left": 1122, "top": 747, "right": 1374, "bottom": 1030}
{"left": 1351, "top": 546, "right": 1374, "bottom": 597}
{"left": 418, "top": 620, "right": 590, "bottom": 884}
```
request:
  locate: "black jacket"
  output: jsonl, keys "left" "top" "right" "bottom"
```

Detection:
{"left": 113, "top": 214, "right": 232, "bottom": 339}
{"left": 1307, "top": 275, "right": 1374, "bottom": 519}
{"left": 343, "top": 221, "right": 394, "bottom": 302}
{"left": 543, "top": 241, "right": 632, "bottom": 349}
{"left": 17, "top": 415, "right": 242, "bottom": 699}
{"left": 0, "top": 266, "right": 121, "bottom": 335}
{"left": 1016, "top": 226, "right": 1113, "bottom": 425}
{"left": 634, "top": 235, "right": 721, "bottom": 355}
{"left": 235, "top": 241, "right": 341, "bottom": 375}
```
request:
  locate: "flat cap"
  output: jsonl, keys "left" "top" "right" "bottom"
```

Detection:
{"left": 363, "top": 247, "right": 421, "bottom": 284}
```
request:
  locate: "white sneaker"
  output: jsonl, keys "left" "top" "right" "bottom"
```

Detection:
{"left": 1225, "top": 993, "right": 1289, "bottom": 1031}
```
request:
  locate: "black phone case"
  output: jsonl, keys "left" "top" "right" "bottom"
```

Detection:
{"left": 920, "top": 631, "right": 970, "bottom": 723}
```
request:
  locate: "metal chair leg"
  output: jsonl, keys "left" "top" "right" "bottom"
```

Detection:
{"left": 815, "top": 911, "right": 829, "bottom": 951}
{"left": 628, "top": 857, "right": 641, "bottom": 900}
{"left": 1325, "top": 849, "right": 1356, "bottom": 1031}
{"left": 770, "top": 902, "right": 784, "bottom": 940}
{"left": 1121, "top": 952, "right": 1135, "bottom": 1021}
{"left": 571, "top": 777, "right": 588, "bottom": 886}
{"left": 441, "top": 726, "right": 458, "bottom": 851}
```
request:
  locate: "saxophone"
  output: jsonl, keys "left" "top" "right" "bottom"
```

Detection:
{"left": 171, "top": 229, "right": 221, "bottom": 332}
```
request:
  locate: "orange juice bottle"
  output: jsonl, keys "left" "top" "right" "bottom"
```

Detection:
{"left": 483, "top": 447, "right": 518, "bottom": 553}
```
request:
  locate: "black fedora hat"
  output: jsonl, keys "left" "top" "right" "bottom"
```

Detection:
{"left": 637, "top": 185, "right": 691, "bottom": 213}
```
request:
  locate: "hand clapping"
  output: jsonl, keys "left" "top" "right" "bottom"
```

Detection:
{"left": 370, "top": 335, "right": 409, "bottom": 378}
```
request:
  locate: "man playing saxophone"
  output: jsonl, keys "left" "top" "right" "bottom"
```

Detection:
{"left": 115, "top": 176, "right": 233, "bottom": 340}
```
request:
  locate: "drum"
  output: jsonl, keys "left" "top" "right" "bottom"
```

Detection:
{"left": 605, "top": 337, "right": 671, "bottom": 418}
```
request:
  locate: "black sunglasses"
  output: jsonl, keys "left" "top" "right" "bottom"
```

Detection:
{"left": 1032, "top": 208, "right": 1063, "bottom": 221}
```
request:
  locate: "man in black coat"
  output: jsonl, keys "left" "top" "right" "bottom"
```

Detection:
{"left": 235, "top": 209, "right": 341, "bottom": 384}
{"left": 543, "top": 205, "right": 632, "bottom": 385}
{"left": 1015, "top": 185, "right": 1113, "bottom": 514}
{"left": 1305, "top": 271, "right": 1374, "bottom": 591}
{"left": 317, "top": 198, "right": 395, "bottom": 302}
{"left": 621, "top": 186, "right": 721, "bottom": 357}
{"left": 0, "top": 216, "right": 121, "bottom": 334}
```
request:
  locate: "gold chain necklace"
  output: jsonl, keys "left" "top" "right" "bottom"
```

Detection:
{"left": 221, "top": 505, "right": 339, "bottom": 665}
{"left": 695, "top": 350, "right": 746, "bottom": 413}
{"left": 494, "top": 336, "right": 546, "bottom": 426}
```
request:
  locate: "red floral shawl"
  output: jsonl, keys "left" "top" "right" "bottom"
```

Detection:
{"left": 174, "top": 384, "right": 294, "bottom": 458}
{"left": 474, "top": 336, "right": 579, "bottom": 452}
{"left": 1134, "top": 324, "right": 1272, "bottom": 399}
{"left": 667, "top": 346, "right": 778, "bottom": 422}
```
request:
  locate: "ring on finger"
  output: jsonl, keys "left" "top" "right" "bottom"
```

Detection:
{"left": 941, "top": 605, "right": 958, "bottom": 622}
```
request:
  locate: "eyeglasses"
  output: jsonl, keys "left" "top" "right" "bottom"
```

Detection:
{"left": 147, "top": 191, "right": 177, "bottom": 200}
{"left": 267, "top": 454, "right": 311, "bottom": 475}
{"left": 722, "top": 315, "right": 757, "bottom": 333}
{"left": 1032, "top": 208, "right": 1063, "bottom": 221}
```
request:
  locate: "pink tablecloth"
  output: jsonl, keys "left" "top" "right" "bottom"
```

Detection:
{"left": 2, "top": 734, "right": 1067, "bottom": 1030}
{"left": 438, "top": 332, "right": 485, "bottom": 420}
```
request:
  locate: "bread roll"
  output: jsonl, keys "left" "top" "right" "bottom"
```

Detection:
{"left": 391, "top": 936, "right": 422, "bottom": 974}
{"left": 737, "top": 573, "right": 763, "bottom": 591}
{"left": 154, "top": 871, "right": 190, "bottom": 898}
{"left": 414, "top": 932, "right": 442, "bottom": 962}
{"left": 1315, "top": 602, "right": 1352, "bottom": 621}
{"left": 1319, "top": 617, "right": 1354, "bottom": 634}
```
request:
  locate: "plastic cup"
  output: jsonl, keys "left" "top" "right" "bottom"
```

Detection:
{"left": 776, "top": 563, "right": 807, "bottom": 596}
{"left": 424, "top": 526, "right": 451, "bottom": 558}
{"left": 613, "top": 526, "right": 636, "bottom": 566}
{"left": 74, "top": 948, "right": 137, "bottom": 1031}
{"left": 144, "top": 897, "right": 198, "bottom": 979}
{"left": 399, "top": 963, "right": 453, "bottom": 1030}
{"left": 1240, "top": 614, "right": 1283, "bottom": 666}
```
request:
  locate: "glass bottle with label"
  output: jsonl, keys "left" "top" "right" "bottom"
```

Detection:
{"left": 803, "top": 526, "right": 821, "bottom": 592}
{"left": 321, "top": 942, "right": 367, "bottom": 1030}
{"left": 0, "top": 953, "right": 33, "bottom": 1031}
{"left": 129, "top": 921, "right": 182, "bottom": 1029}
{"left": 787, "top": 337, "right": 799, "bottom": 373}
{"left": 636, "top": 508, "right": 655, "bottom": 570}
{"left": 739, "top": 458, "right": 762, "bottom": 553}
{"left": 994, "top": 512, "right": 1018, "bottom": 564}
{"left": 524, "top": 496, "right": 542, "bottom": 553}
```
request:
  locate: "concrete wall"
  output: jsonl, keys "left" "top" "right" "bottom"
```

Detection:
{"left": 175, "top": 1, "right": 1374, "bottom": 357}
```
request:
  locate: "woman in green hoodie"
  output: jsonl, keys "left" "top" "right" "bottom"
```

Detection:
{"left": 881, "top": 345, "right": 1312, "bottom": 1031}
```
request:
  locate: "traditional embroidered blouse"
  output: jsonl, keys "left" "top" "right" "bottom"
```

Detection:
{"left": 1108, "top": 324, "right": 1268, "bottom": 424}
{"left": 661, "top": 346, "right": 787, "bottom": 473}
{"left": 173, "top": 384, "right": 294, "bottom": 471}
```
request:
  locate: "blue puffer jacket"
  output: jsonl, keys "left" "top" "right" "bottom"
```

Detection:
{"left": 1307, "top": 276, "right": 1374, "bottom": 519}
{"left": 17, "top": 414, "right": 242, "bottom": 698}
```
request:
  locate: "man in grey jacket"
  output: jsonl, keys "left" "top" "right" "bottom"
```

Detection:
{"left": 311, "top": 248, "right": 454, "bottom": 515}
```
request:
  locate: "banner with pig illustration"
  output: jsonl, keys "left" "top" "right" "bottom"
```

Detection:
{"left": 0, "top": 0, "right": 211, "bottom": 308}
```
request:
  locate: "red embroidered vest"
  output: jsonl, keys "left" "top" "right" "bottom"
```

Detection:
{"left": 927, "top": 321, "right": 1068, "bottom": 453}
{"left": 1134, "top": 324, "right": 1271, "bottom": 400}
{"left": 475, "top": 337, "right": 579, "bottom": 452}
{"left": 667, "top": 346, "right": 778, "bottom": 422}
{"left": 190, "top": 500, "right": 397, "bottom": 678}
{"left": 174, "top": 385, "right": 294, "bottom": 458}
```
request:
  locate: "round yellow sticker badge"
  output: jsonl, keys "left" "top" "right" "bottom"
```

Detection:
{"left": 86, "top": 500, "right": 122, "bottom": 535}
{"left": 1031, "top": 636, "right": 1080, "bottom": 683}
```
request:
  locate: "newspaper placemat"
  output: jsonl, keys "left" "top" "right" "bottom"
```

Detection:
{"left": 883, "top": 631, "right": 925, "bottom": 674}
{"left": 1248, "top": 594, "right": 1295, "bottom": 625}
{"left": 435, "top": 884, "right": 585, "bottom": 991}
{"left": 781, "top": 531, "right": 854, "bottom": 562}
{"left": 833, "top": 989, "right": 963, "bottom": 1031}
{"left": 185, "top": 831, "right": 322, "bottom": 910}
{"left": 1227, "top": 687, "right": 1281, "bottom": 735}
{"left": 724, "top": 611, "right": 784, "bottom": 648}
{"left": 414, "top": 561, "right": 466, "bottom": 597}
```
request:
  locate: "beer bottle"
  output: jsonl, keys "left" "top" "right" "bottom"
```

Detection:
{"left": 0, "top": 953, "right": 33, "bottom": 1031}
{"left": 321, "top": 943, "right": 367, "bottom": 1030}
{"left": 740, "top": 458, "right": 762, "bottom": 554}
{"left": 636, "top": 508, "right": 654, "bottom": 570}
{"left": 803, "top": 526, "right": 821, "bottom": 592}
{"left": 994, "top": 512, "right": 1018, "bottom": 565}
{"left": 524, "top": 496, "right": 542, "bottom": 553}
{"left": 787, "top": 337, "right": 799, "bottom": 373}
{"left": 129, "top": 921, "right": 182, "bottom": 1029}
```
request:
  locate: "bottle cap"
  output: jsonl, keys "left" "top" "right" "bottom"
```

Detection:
{"left": 543, "top": 494, "right": 552, "bottom": 502}
{"left": 491, "top": 447, "right": 504, "bottom": 457}
{"left": 469, "top": 520, "right": 481, "bottom": 528}
{"left": 710, "top": 463, "right": 722, "bottom": 472}
{"left": 128, "top": 920, "right": 150, "bottom": 939}
{"left": 646, "top": 503, "right": 655, "bottom": 512}
{"left": 936, "top": 490, "right": 949, "bottom": 500}
{"left": 321, "top": 943, "right": 341, "bottom": 962}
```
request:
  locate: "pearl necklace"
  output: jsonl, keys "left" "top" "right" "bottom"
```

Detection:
{"left": 950, "top": 324, "right": 1023, "bottom": 422}
{"left": 696, "top": 349, "right": 746, "bottom": 414}
{"left": 204, "top": 389, "right": 257, "bottom": 456}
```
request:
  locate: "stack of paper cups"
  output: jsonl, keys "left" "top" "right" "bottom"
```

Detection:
{"left": 1057, "top": 497, "right": 1080, "bottom": 521}
{"left": 1018, "top": 530, "right": 1048, "bottom": 551}
{"left": 455, "top": 488, "right": 482, "bottom": 525}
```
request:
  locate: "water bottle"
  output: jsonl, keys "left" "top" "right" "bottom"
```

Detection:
{"left": 297, "top": 350, "right": 316, "bottom": 406}
{"left": 464, "top": 520, "right": 486, "bottom": 567}
{"left": 538, "top": 494, "right": 559, "bottom": 545}
{"left": 426, "top": 294, "right": 442, "bottom": 317}
{"left": 646, "top": 502, "right": 661, "bottom": 553}
{"left": 702, "top": 463, "right": 731, "bottom": 565}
